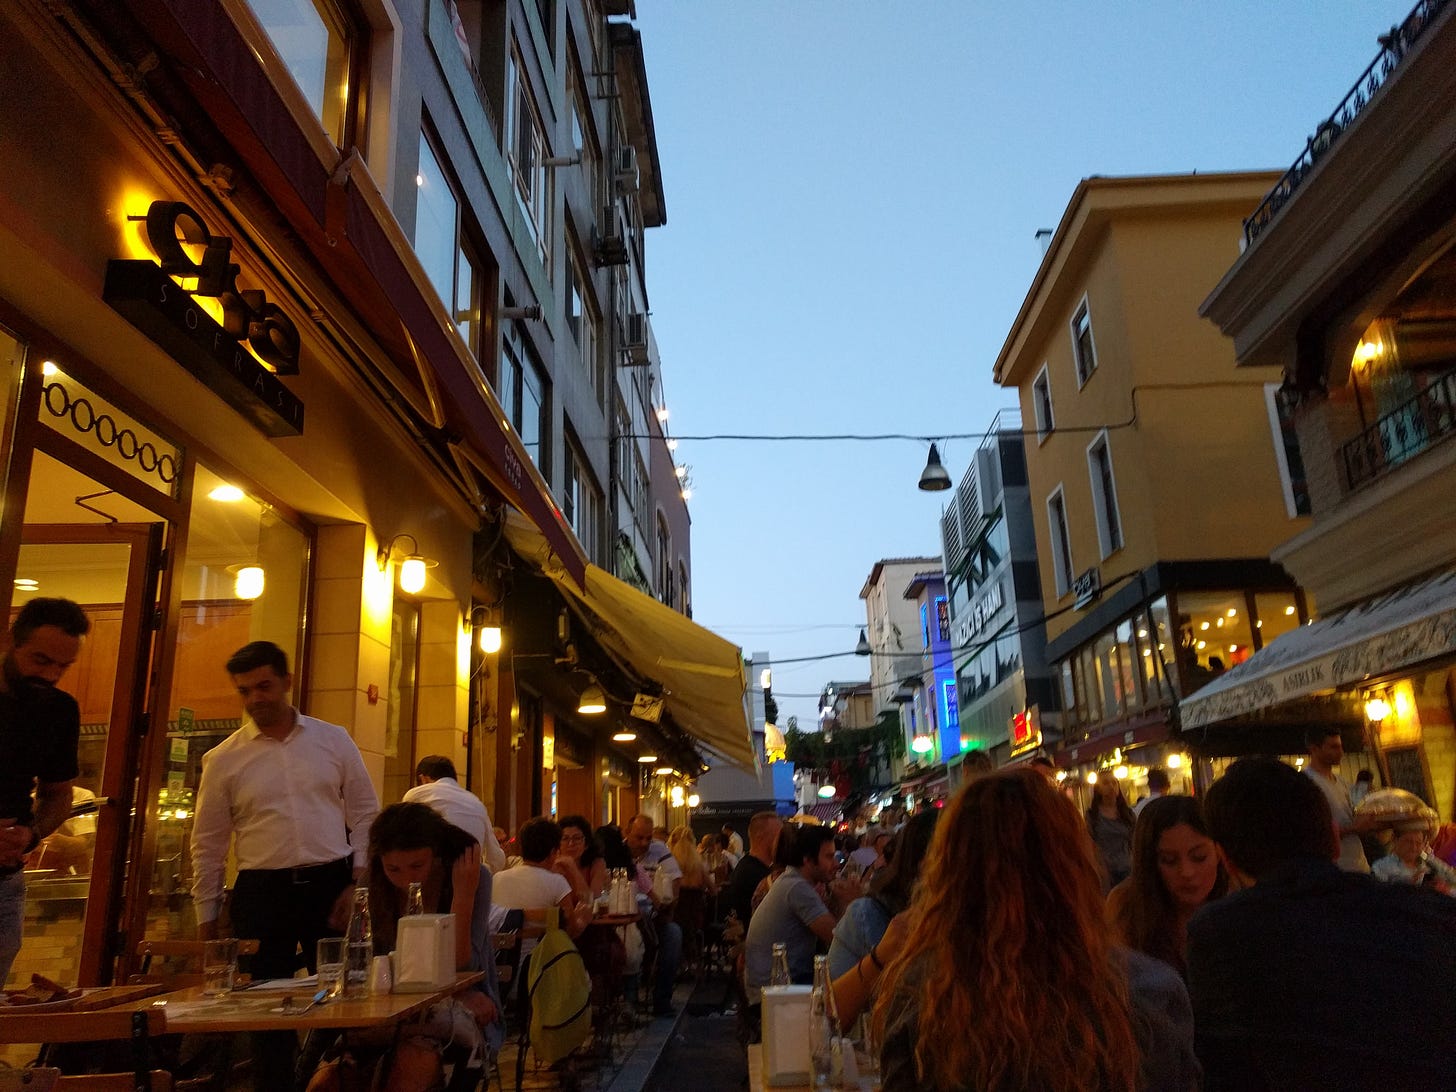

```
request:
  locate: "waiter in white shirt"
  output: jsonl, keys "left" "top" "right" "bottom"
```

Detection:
{"left": 401, "top": 754, "right": 506, "bottom": 872}
{"left": 191, "top": 641, "right": 379, "bottom": 969}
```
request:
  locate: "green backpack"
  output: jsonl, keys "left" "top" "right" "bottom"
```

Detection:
{"left": 526, "top": 907, "right": 592, "bottom": 1064}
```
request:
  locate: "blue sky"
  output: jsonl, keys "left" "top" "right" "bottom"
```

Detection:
{"left": 633, "top": 2, "right": 1413, "bottom": 730}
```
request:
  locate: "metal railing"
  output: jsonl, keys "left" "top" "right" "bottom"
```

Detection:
{"left": 1243, "top": 0, "right": 1450, "bottom": 246}
{"left": 1340, "top": 367, "right": 1456, "bottom": 490}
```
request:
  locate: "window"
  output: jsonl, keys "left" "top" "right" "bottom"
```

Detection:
{"left": 678, "top": 562, "right": 690, "bottom": 617}
{"left": 1071, "top": 297, "right": 1097, "bottom": 386}
{"left": 566, "top": 247, "right": 602, "bottom": 401}
{"left": 245, "top": 0, "right": 356, "bottom": 145}
{"left": 501, "top": 333, "right": 548, "bottom": 473}
{"left": 920, "top": 604, "right": 930, "bottom": 649}
{"left": 655, "top": 516, "right": 673, "bottom": 607}
{"left": 1046, "top": 486, "right": 1074, "bottom": 597}
{"left": 562, "top": 436, "right": 600, "bottom": 560}
{"left": 1086, "top": 430, "right": 1123, "bottom": 557}
{"left": 1264, "top": 383, "right": 1312, "bottom": 517}
{"left": 1032, "top": 364, "right": 1055, "bottom": 440}
{"left": 414, "top": 132, "right": 484, "bottom": 360}
{"left": 506, "top": 47, "right": 551, "bottom": 271}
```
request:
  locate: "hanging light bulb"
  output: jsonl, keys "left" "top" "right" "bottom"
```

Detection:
{"left": 918, "top": 442, "right": 952, "bottom": 492}
{"left": 479, "top": 626, "right": 503, "bottom": 654}
{"left": 577, "top": 683, "right": 607, "bottom": 715}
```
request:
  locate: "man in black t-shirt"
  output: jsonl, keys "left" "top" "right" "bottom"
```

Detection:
{"left": 722, "top": 811, "right": 782, "bottom": 929}
{"left": 0, "top": 598, "right": 89, "bottom": 986}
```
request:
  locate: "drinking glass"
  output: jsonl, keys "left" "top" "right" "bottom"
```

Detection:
{"left": 202, "top": 938, "right": 237, "bottom": 997}
{"left": 853, "top": 1012, "right": 882, "bottom": 1091}
{"left": 316, "top": 937, "right": 346, "bottom": 1000}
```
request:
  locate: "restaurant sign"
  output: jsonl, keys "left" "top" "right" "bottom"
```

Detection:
{"left": 1072, "top": 567, "right": 1101, "bottom": 610}
{"left": 103, "top": 200, "right": 304, "bottom": 437}
{"left": 1009, "top": 705, "right": 1043, "bottom": 757}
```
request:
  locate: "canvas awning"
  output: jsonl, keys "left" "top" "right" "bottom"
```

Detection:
{"left": 1179, "top": 569, "right": 1456, "bottom": 730}
{"left": 501, "top": 512, "right": 756, "bottom": 769}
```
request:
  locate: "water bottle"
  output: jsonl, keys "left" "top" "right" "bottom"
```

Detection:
{"left": 405, "top": 881, "right": 424, "bottom": 916}
{"left": 769, "top": 941, "right": 791, "bottom": 988}
{"left": 809, "top": 953, "right": 841, "bottom": 1089}
{"left": 344, "top": 886, "right": 373, "bottom": 997}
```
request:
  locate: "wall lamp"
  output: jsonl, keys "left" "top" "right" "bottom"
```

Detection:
{"left": 377, "top": 533, "right": 435, "bottom": 593}
{"left": 471, "top": 605, "right": 503, "bottom": 654}
{"left": 1364, "top": 695, "right": 1392, "bottom": 722}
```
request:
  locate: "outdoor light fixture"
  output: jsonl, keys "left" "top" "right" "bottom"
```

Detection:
{"left": 656, "top": 406, "right": 669, "bottom": 423}
{"left": 479, "top": 626, "right": 503, "bottom": 654}
{"left": 918, "top": 442, "right": 952, "bottom": 492}
{"left": 612, "top": 729, "right": 637, "bottom": 742}
{"left": 655, "top": 765, "right": 675, "bottom": 776}
{"left": 1364, "top": 696, "right": 1392, "bottom": 722}
{"left": 377, "top": 533, "right": 435, "bottom": 594}
{"left": 638, "top": 754, "right": 658, "bottom": 763}
{"left": 1167, "top": 753, "right": 1184, "bottom": 769}
{"left": 817, "top": 784, "right": 836, "bottom": 799}
{"left": 1114, "top": 765, "right": 1129, "bottom": 781}
{"left": 577, "top": 683, "right": 608, "bottom": 715}
{"left": 760, "top": 668, "right": 772, "bottom": 690}
{"left": 670, "top": 786, "right": 685, "bottom": 806}
{"left": 208, "top": 484, "right": 246, "bottom": 502}
{"left": 855, "top": 629, "right": 871, "bottom": 656}
{"left": 231, "top": 564, "right": 265, "bottom": 601}
{"left": 910, "top": 734, "right": 934, "bottom": 754}
{"left": 1086, "top": 771, "right": 1099, "bottom": 784}
{"left": 687, "top": 793, "right": 701, "bottom": 808}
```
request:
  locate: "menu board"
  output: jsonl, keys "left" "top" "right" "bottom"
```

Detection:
{"left": 1383, "top": 745, "right": 1430, "bottom": 804}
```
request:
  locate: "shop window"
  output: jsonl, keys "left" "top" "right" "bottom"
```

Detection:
{"left": 1254, "top": 591, "right": 1303, "bottom": 649}
{"left": 1148, "top": 597, "right": 1179, "bottom": 698}
{"left": 1059, "top": 660, "right": 1077, "bottom": 727}
{"left": 243, "top": 0, "right": 358, "bottom": 146}
{"left": 1176, "top": 590, "right": 1255, "bottom": 694}
{"left": 1114, "top": 620, "right": 1141, "bottom": 713}
{"left": 1071, "top": 297, "right": 1098, "bottom": 386}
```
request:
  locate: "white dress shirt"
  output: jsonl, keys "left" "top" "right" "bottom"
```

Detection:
{"left": 401, "top": 775, "right": 506, "bottom": 872}
{"left": 190, "top": 711, "right": 379, "bottom": 924}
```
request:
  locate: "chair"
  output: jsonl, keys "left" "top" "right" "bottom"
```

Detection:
{"left": 0, "top": 1008, "right": 170, "bottom": 1092}
{"left": 130, "top": 939, "right": 260, "bottom": 987}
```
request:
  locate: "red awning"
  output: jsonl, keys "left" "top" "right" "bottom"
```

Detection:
{"left": 127, "top": 0, "right": 586, "bottom": 585}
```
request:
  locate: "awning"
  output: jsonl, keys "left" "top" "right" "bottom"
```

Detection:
{"left": 1180, "top": 568, "right": 1456, "bottom": 730}
{"left": 502, "top": 512, "right": 756, "bottom": 769}
{"left": 800, "top": 803, "right": 842, "bottom": 822}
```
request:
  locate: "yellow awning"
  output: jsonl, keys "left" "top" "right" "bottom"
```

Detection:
{"left": 502, "top": 512, "right": 756, "bottom": 769}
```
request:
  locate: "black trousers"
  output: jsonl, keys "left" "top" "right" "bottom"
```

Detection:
{"left": 229, "top": 857, "right": 352, "bottom": 1090}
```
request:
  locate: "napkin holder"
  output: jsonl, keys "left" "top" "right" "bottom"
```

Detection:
{"left": 392, "top": 913, "right": 455, "bottom": 992}
{"left": 761, "top": 985, "right": 811, "bottom": 1086}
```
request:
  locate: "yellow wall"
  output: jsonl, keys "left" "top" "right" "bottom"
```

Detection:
{"left": 1003, "top": 179, "right": 1307, "bottom": 645}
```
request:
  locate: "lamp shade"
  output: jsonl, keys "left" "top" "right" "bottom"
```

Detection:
{"left": 918, "top": 443, "right": 952, "bottom": 492}
{"left": 399, "top": 555, "right": 428, "bottom": 593}
{"left": 855, "top": 628, "right": 871, "bottom": 656}
{"left": 479, "top": 626, "right": 503, "bottom": 654}
{"left": 577, "top": 683, "right": 607, "bottom": 715}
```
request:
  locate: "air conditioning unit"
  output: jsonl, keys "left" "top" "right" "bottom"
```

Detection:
{"left": 623, "top": 312, "right": 649, "bottom": 365}
{"left": 615, "top": 145, "right": 639, "bottom": 194}
{"left": 594, "top": 207, "right": 629, "bottom": 267}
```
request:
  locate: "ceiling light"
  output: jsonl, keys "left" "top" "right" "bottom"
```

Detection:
{"left": 13, "top": 578, "right": 39, "bottom": 591}
{"left": 577, "top": 683, "right": 607, "bottom": 715}
{"left": 208, "top": 484, "right": 246, "bottom": 502}
{"left": 1086, "top": 771, "right": 1098, "bottom": 784}
{"left": 1226, "top": 608, "right": 1238, "bottom": 617}
{"left": 638, "top": 754, "right": 658, "bottom": 763}
{"left": 612, "top": 729, "right": 637, "bottom": 742}
{"left": 1196, "top": 640, "right": 1206, "bottom": 650}
{"left": 817, "top": 784, "right": 836, "bottom": 799}
{"left": 1200, "top": 622, "right": 1209, "bottom": 630}
{"left": 1284, "top": 605, "right": 1296, "bottom": 616}
{"left": 655, "top": 765, "right": 674, "bottom": 775}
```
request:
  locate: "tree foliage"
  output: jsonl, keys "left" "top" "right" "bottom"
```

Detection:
{"left": 783, "top": 712, "right": 904, "bottom": 795}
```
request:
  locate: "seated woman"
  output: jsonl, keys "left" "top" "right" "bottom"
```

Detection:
{"left": 558, "top": 814, "right": 608, "bottom": 899}
{"left": 875, "top": 769, "right": 1199, "bottom": 1091}
{"left": 1106, "top": 795, "right": 1227, "bottom": 978}
{"left": 307, "top": 803, "right": 504, "bottom": 1092}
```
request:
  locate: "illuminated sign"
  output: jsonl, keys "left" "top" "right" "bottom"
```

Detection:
{"left": 1009, "top": 705, "right": 1043, "bottom": 757}
{"left": 103, "top": 200, "right": 304, "bottom": 436}
{"left": 941, "top": 678, "right": 960, "bottom": 733}
{"left": 935, "top": 597, "right": 950, "bottom": 642}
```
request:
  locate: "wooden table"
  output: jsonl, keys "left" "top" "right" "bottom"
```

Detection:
{"left": 588, "top": 912, "right": 641, "bottom": 927}
{"left": 149, "top": 971, "right": 486, "bottom": 1033}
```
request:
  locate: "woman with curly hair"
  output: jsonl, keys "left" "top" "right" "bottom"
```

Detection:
{"left": 1107, "top": 795, "right": 1227, "bottom": 978}
{"left": 874, "top": 768, "right": 1198, "bottom": 1091}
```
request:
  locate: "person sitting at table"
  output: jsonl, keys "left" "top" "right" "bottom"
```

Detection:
{"left": 305, "top": 802, "right": 503, "bottom": 1092}
{"left": 491, "top": 817, "right": 593, "bottom": 968}
{"left": 558, "top": 814, "right": 607, "bottom": 899}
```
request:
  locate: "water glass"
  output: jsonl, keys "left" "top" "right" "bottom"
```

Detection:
{"left": 202, "top": 938, "right": 237, "bottom": 997}
{"left": 853, "top": 1013, "right": 882, "bottom": 1091}
{"left": 316, "top": 937, "right": 346, "bottom": 1000}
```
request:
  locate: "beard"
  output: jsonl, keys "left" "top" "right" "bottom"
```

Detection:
{"left": 2, "top": 653, "right": 53, "bottom": 699}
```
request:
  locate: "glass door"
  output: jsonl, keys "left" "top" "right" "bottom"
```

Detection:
{"left": 11, "top": 517, "right": 163, "bottom": 987}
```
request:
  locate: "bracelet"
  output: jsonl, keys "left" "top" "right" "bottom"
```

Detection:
{"left": 867, "top": 945, "right": 884, "bottom": 971}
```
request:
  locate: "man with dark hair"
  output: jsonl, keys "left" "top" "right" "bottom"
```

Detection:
{"left": 722, "top": 822, "right": 744, "bottom": 858}
{"left": 402, "top": 754, "right": 505, "bottom": 871}
{"left": 0, "top": 598, "right": 90, "bottom": 985}
{"left": 744, "top": 823, "right": 841, "bottom": 1001}
{"left": 625, "top": 814, "right": 683, "bottom": 1017}
{"left": 1188, "top": 757, "right": 1456, "bottom": 1090}
{"left": 491, "top": 817, "right": 591, "bottom": 960}
{"left": 191, "top": 640, "right": 379, "bottom": 1084}
{"left": 1134, "top": 767, "right": 1171, "bottom": 816}
{"left": 1304, "top": 724, "right": 1375, "bottom": 872}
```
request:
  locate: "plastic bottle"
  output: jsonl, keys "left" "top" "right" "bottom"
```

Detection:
{"left": 344, "top": 886, "right": 373, "bottom": 997}
{"left": 769, "top": 942, "right": 791, "bottom": 988}
{"left": 809, "top": 953, "right": 841, "bottom": 1089}
{"left": 405, "top": 881, "right": 424, "bottom": 916}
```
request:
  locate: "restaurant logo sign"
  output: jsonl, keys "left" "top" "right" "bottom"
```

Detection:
{"left": 1009, "top": 705, "right": 1042, "bottom": 757}
{"left": 954, "top": 579, "right": 1005, "bottom": 647}
{"left": 103, "top": 200, "right": 304, "bottom": 436}
{"left": 1072, "top": 567, "right": 1101, "bottom": 611}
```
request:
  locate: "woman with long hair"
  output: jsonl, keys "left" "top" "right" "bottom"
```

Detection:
{"left": 1088, "top": 775, "right": 1137, "bottom": 893}
{"left": 309, "top": 802, "right": 503, "bottom": 1091}
{"left": 558, "top": 813, "right": 607, "bottom": 898}
{"left": 1107, "top": 795, "right": 1227, "bottom": 977}
{"left": 874, "top": 769, "right": 1197, "bottom": 1091}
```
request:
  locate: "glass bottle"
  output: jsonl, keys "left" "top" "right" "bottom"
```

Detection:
{"left": 344, "top": 886, "right": 373, "bottom": 997}
{"left": 405, "top": 881, "right": 424, "bottom": 916}
{"left": 809, "top": 953, "right": 841, "bottom": 1089}
{"left": 769, "top": 942, "right": 791, "bottom": 988}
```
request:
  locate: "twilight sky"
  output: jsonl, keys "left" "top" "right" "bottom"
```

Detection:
{"left": 632, "top": 1, "right": 1412, "bottom": 730}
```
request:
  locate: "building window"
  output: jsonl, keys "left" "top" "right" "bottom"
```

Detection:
{"left": 566, "top": 246, "right": 602, "bottom": 402}
{"left": 656, "top": 515, "right": 673, "bottom": 607}
{"left": 245, "top": 0, "right": 357, "bottom": 146}
{"left": 1046, "top": 486, "right": 1073, "bottom": 597}
{"left": 562, "top": 435, "right": 600, "bottom": 560}
{"left": 506, "top": 47, "right": 551, "bottom": 271}
{"left": 678, "top": 561, "right": 690, "bottom": 617}
{"left": 414, "top": 131, "right": 484, "bottom": 361}
{"left": 920, "top": 603, "right": 930, "bottom": 649}
{"left": 1264, "top": 383, "right": 1312, "bottom": 517}
{"left": 1032, "top": 364, "right": 1055, "bottom": 440}
{"left": 501, "top": 333, "right": 549, "bottom": 474}
{"left": 1086, "top": 430, "right": 1123, "bottom": 558}
{"left": 1071, "top": 296, "right": 1097, "bottom": 386}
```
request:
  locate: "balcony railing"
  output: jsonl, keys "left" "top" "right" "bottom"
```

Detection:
{"left": 1340, "top": 367, "right": 1456, "bottom": 491}
{"left": 1243, "top": 0, "right": 1450, "bottom": 246}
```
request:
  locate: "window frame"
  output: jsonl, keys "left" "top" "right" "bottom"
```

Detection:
{"left": 242, "top": 0, "right": 362, "bottom": 149}
{"left": 413, "top": 127, "right": 484, "bottom": 362}
{"left": 1046, "top": 485, "right": 1074, "bottom": 598}
{"left": 1032, "top": 363, "right": 1055, "bottom": 441}
{"left": 1071, "top": 295, "right": 1098, "bottom": 388}
{"left": 1085, "top": 429, "right": 1124, "bottom": 559}
{"left": 506, "top": 44, "right": 551, "bottom": 272}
